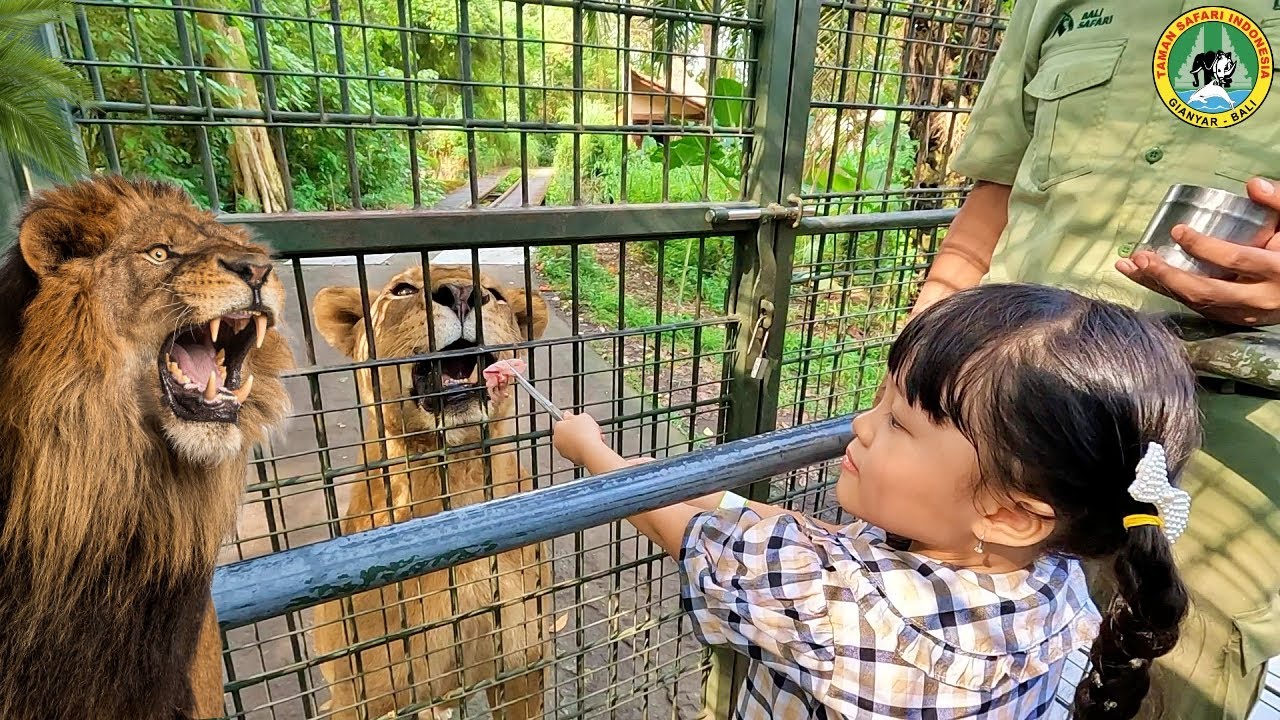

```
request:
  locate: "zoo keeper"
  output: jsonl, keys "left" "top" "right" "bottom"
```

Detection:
{"left": 912, "top": 1, "right": 1280, "bottom": 718}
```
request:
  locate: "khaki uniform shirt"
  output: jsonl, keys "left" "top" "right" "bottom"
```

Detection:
{"left": 952, "top": 0, "right": 1280, "bottom": 321}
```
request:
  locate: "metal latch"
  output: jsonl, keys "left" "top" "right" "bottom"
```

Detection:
{"left": 706, "top": 194, "right": 814, "bottom": 228}
{"left": 747, "top": 298, "right": 775, "bottom": 380}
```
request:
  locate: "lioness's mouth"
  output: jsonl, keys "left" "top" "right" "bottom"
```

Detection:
{"left": 410, "top": 339, "right": 498, "bottom": 411}
{"left": 158, "top": 310, "right": 269, "bottom": 423}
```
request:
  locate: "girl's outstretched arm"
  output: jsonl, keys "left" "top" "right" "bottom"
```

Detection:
{"left": 552, "top": 413, "right": 842, "bottom": 556}
{"left": 552, "top": 412, "right": 703, "bottom": 556}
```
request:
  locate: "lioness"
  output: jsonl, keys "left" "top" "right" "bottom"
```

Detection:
{"left": 311, "top": 265, "right": 550, "bottom": 720}
{"left": 0, "top": 176, "right": 293, "bottom": 720}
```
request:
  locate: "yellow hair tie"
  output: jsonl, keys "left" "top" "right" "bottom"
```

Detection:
{"left": 1123, "top": 514, "right": 1164, "bottom": 531}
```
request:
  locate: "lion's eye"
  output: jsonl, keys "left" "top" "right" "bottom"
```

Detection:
{"left": 390, "top": 282, "right": 419, "bottom": 297}
{"left": 145, "top": 245, "right": 171, "bottom": 264}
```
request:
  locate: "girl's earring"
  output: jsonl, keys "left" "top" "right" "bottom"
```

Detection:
{"left": 973, "top": 533, "right": 985, "bottom": 554}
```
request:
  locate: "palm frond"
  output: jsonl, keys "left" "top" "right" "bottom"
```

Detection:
{"left": 0, "top": 2, "right": 89, "bottom": 181}
{"left": 0, "top": 0, "right": 75, "bottom": 36}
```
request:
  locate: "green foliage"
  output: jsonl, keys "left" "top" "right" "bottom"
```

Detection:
{"left": 806, "top": 111, "right": 917, "bottom": 212}
{"left": 649, "top": 76, "right": 744, "bottom": 195}
{"left": 537, "top": 241, "right": 728, "bottom": 361}
{"left": 710, "top": 77, "right": 745, "bottom": 128}
{"left": 793, "top": 111, "right": 921, "bottom": 317}
{"left": 545, "top": 77, "right": 745, "bottom": 207}
{"left": 77, "top": 0, "right": 591, "bottom": 210}
{"left": 0, "top": 0, "right": 88, "bottom": 181}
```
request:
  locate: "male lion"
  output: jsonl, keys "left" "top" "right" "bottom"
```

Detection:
{"left": 0, "top": 176, "right": 293, "bottom": 720}
{"left": 311, "top": 265, "right": 550, "bottom": 720}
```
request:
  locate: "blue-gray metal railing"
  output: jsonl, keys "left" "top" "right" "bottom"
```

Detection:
{"left": 212, "top": 414, "right": 856, "bottom": 629}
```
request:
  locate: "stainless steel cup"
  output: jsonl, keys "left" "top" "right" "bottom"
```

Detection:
{"left": 1131, "top": 184, "right": 1278, "bottom": 279}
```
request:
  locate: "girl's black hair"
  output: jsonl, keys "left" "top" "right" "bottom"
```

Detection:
{"left": 888, "top": 283, "right": 1198, "bottom": 719}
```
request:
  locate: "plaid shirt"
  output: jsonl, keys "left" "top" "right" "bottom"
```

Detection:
{"left": 678, "top": 507, "right": 1100, "bottom": 719}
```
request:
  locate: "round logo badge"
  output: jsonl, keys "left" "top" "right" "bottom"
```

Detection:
{"left": 1154, "top": 6, "right": 1273, "bottom": 128}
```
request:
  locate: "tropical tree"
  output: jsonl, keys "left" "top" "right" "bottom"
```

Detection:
{"left": 0, "top": 0, "right": 87, "bottom": 181}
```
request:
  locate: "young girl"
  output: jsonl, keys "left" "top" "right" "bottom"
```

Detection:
{"left": 552, "top": 283, "right": 1199, "bottom": 719}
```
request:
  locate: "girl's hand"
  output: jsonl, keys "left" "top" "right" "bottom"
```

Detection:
{"left": 552, "top": 411, "right": 605, "bottom": 466}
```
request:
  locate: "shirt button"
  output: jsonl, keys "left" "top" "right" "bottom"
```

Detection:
{"left": 1144, "top": 147, "right": 1164, "bottom": 164}
{"left": 1118, "top": 242, "right": 1136, "bottom": 256}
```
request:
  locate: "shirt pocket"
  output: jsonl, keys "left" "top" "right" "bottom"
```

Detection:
{"left": 1024, "top": 39, "right": 1127, "bottom": 190}
{"left": 1216, "top": 18, "right": 1280, "bottom": 185}
{"left": 1226, "top": 592, "right": 1280, "bottom": 718}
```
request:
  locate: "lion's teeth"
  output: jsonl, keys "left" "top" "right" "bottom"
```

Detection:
{"left": 232, "top": 374, "right": 254, "bottom": 404}
{"left": 209, "top": 317, "right": 221, "bottom": 344}
{"left": 254, "top": 313, "right": 268, "bottom": 349}
{"left": 204, "top": 371, "right": 219, "bottom": 401}
{"left": 216, "top": 349, "right": 226, "bottom": 365}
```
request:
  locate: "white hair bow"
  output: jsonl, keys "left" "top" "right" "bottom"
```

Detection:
{"left": 1127, "top": 442, "right": 1191, "bottom": 543}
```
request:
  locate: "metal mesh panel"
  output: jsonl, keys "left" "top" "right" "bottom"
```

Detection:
{"left": 206, "top": 237, "right": 739, "bottom": 719}
{"left": 59, "top": 0, "right": 759, "bottom": 212}
{"left": 803, "top": 0, "right": 1005, "bottom": 217}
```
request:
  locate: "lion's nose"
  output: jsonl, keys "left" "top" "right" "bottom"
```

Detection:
{"left": 433, "top": 283, "right": 477, "bottom": 321}
{"left": 220, "top": 255, "right": 273, "bottom": 289}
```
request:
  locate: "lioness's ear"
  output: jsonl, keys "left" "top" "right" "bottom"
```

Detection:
{"left": 18, "top": 205, "right": 112, "bottom": 277}
{"left": 313, "top": 287, "right": 366, "bottom": 358}
{"left": 503, "top": 287, "right": 549, "bottom": 340}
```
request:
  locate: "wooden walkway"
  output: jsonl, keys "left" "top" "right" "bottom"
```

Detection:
{"left": 435, "top": 167, "right": 513, "bottom": 209}
{"left": 431, "top": 167, "right": 556, "bottom": 266}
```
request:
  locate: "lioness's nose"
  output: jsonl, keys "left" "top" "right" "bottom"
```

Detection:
{"left": 220, "top": 255, "right": 273, "bottom": 288}
{"left": 434, "top": 283, "right": 476, "bottom": 320}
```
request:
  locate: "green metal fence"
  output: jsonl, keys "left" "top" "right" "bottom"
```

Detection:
{"left": 21, "top": 0, "right": 1009, "bottom": 717}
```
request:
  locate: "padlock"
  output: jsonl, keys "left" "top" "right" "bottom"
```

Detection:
{"left": 750, "top": 329, "right": 771, "bottom": 379}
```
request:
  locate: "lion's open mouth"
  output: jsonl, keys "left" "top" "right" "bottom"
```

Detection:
{"left": 410, "top": 339, "right": 498, "bottom": 412}
{"left": 158, "top": 310, "right": 269, "bottom": 423}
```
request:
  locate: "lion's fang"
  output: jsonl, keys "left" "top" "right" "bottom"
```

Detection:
{"left": 232, "top": 374, "right": 254, "bottom": 404}
{"left": 254, "top": 313, "right": 268, "bottom": 349}
{"left": 209, "top": 317, "right": 221, "bottom": 344}
{"left": 204, "top": 371, "right": 219, "bottom": 402}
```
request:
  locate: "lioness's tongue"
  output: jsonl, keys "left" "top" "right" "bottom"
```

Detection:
{"left": 172, "top": 343, "right": 217, "bottom": 389}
